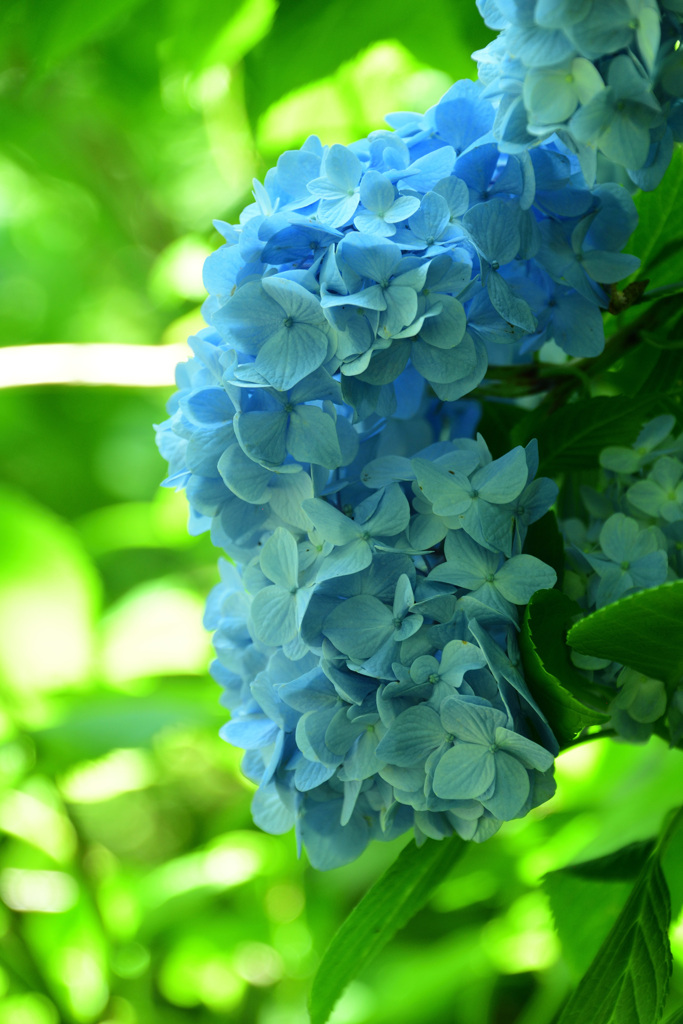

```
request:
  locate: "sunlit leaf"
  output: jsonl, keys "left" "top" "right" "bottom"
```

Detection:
{"left": 100, "top": 579, "right": 211, "bottom": 684}
{"left": 309, "top": 834, "right": 466, "bottom": 1024}
{"left": 556, "top": 829, "right": 674, "bottom": 1024}
{"left": 544, "top": 841, "right": 655, "bottom": 978}
{"left": 0, "top": 485, "right": 100, "bottom": 696}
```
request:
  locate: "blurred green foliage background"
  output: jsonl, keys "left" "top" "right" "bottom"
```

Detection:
{"left": 1, "top": 1, "right": 683, "bottom": 1022}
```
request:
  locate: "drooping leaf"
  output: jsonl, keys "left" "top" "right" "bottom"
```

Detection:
{"left": 519, "top": 589, "right": 610, "bottom": 746}
{"left": 309, "top": 834, "right": 466, "bottom": 1024}
{"left": 556, "top": 831, "right": 673, "bottom": 1024}
{"left": 544, "top": 841, "right": 655, "bottom": 978}
{"left": 567, "top": 580, "right": 683, "bottom": 688}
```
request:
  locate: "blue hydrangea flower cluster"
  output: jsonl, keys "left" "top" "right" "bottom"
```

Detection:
{"left": 155, "top": 38, "right": 654, "bottom": 867}
{"left": 156, "top": 319, "right": 561, "bottom": 866}
{"left": 562, "top": 415, "right": 683, "bottom": 742}
{"left": 474, "top": 0, "right": 683, "bottom": 189}
{"left": 200, "top": 79, "right": 639, "bottom": 414}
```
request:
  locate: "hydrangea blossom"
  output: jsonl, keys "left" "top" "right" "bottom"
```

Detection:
{"left": 473, "top": 0, "right": 683, "bottom": 188}
{"left": 155, "top": 48, "right": 650, "bottom": 868}
{"left": 197, "top": 79, "right": 640, "bottom": 429}
{"left": 201, "top": 430, "right": 559, "bottom": 868}
{"left": 562, "top": 415, "right": 683, "bottom": 742}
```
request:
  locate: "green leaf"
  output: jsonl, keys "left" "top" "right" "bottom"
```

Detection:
{"left": 512, "top": 396, "right": 664, "bottom": 474}
{"left": 567, "top": 581, "right": 683, "bottom": 688}
{"left": 556, "top": 827, "right": 674, "bottom": 1024}
{"left": 0, "top": 485, "right": 100, "bottom": 696}
{"left": 243, "top": 0, "right": 492, "bottom": 127}
{"left": 308, "top": 834, "right": 466, "bottom": 1024}
{"left": 523, "top": 510, "right": 565, "bottom": 588}
{"left": 544, "top": 842, "right": 655, "bottom": 977}
{"left": 661, "top": 1008, "right": 683, "bottom": 1024}
{"left": 626, "top": 147, "right": 683, "bottom": 278}
{"left": 519, "top": 589, "right": 610, "bottom": 746}
{"left": 476, "top": 399, "right": 528, "bottom": 459}
{"left": 31, "top": 0, "right": 147, "bottom": 71}
{"left": 609, "top": 343, "right": 683, "bottom": 401}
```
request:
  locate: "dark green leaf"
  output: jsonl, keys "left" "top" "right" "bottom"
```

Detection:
{"left": 309, "top": 834, "right": 466, "bottom": 1024}
{"left": 545, "top": 842, "right": 655, "bottom": 978}
{"left": 476, "top": 399, "right": 528, "bottom": 458}
{"left": 627, "top": 148, "right": 683, "bottom": 278}
{"left": 523, "top": 510, "right": 565, "bottom": 587}
{"left": 513, "top": 396, "right": 664, "bottom": 474}
{"left": 567, "top": 581, "right": 683, "bottom": 688}
{"left": 662, "top": 813, "right": 683, "bottom": 925}
{"left": 661, "top": 1007, "right": 683, "bottom": 1024}
{"left": 556, "top": 833, "right": 673, "bottom": 1024}
{"left": 608, "top": 343, "right": 683, "bottom": 402}
{"left": 558, "top": 842, "right": 657, "bottom": 883}
{"left": 519, "top": 589, "right": 610, "bottom": 746}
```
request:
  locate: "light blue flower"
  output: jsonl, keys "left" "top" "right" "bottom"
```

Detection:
{"left": 570, "top": 55, "right": 663, "bottom": 169}
{"left": 586, "top": 512, "right": 668, "bottom": 606}
{"left": 214, "top": 276, "right": 333, "bottom": 391}
{"left": 353, "top": 170, "right": 420, "bottom": 237}
{"left": 250, "top": 529, "right": 315, "bottom": 647}
{"left": 627, "top": 456, "right": 683, "bottom": 522}
{"left": 306, "top": 144, "right": 364, "bottom": 227}
{"left": 431, "top": 696, "right": 554, "bottom": 820}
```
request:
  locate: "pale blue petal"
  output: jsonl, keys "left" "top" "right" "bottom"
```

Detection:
{"left": 580, "top": 250, "right": 641, "bottom": 284}
{"left": 340, "top": 234, "right": 403, "bottom": 283}
{"left": 463, "top": 199, "right": 520, "bottom": 265}
{"left": 359, "top": 170, "right": 396, "bottom": 213}
{"left": 440, "top": 697, "right": 505, "bottom": 744}
{"left": 323, "top": 144, "right": 363, "bottom": 189}
{"left": 287, "top": 404, "right": 342, "bottom": 468}
{"left": 323, "top": 594, "right": 395, "bottom": 659}
{"left": 495, "top": 728, "right": 555, "bottom": 771}
{"left": 376, "top": 705, "right": 448, "bottom": 766}
{"left": 268, "top": 471, "right": 314, "bottom": 532}
{"left": 302, "top": 497, "right": 361, "bottom": 545}
{"left": 420, "top": 295, "right": 467, "bottom": 349}
{"left": 494, "top": 554, "right": 557, "bottom": 603}
{"left": 255, "top": 323, "right": 329, "bottom": 391}
{"left": 432, "top": 743, "right": 495, "bottom": 800}
{"left": 486, "top": 272, "right": 537, "bottom": 332}
{"left": 251, "top": 586, "right": 297, "bottom": 646}
{"left": 599, "top": 513, "right": 638, "bottom": 563}
{"left": 260, "top": 527, "right": 299, "bottom": 589}
{"left": 386, "top": 195, "right": 421, "bottom": 223}
{"left": 317, "top": 194, "right": 361, "bottom": 227}
{"left": 481, "top": 751, "right": 530, "bottom": 820}
{"left": 474, "top": 446, "right": 528, "bottom": 503}
{"left": 234, "top": 409, "right": 287, "bottom": 466}
{"left": 366, "top": 482, "right": 412, "bottom": 537}
{"left": 315, "top": 539, "right": 373, "bottom": 582}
